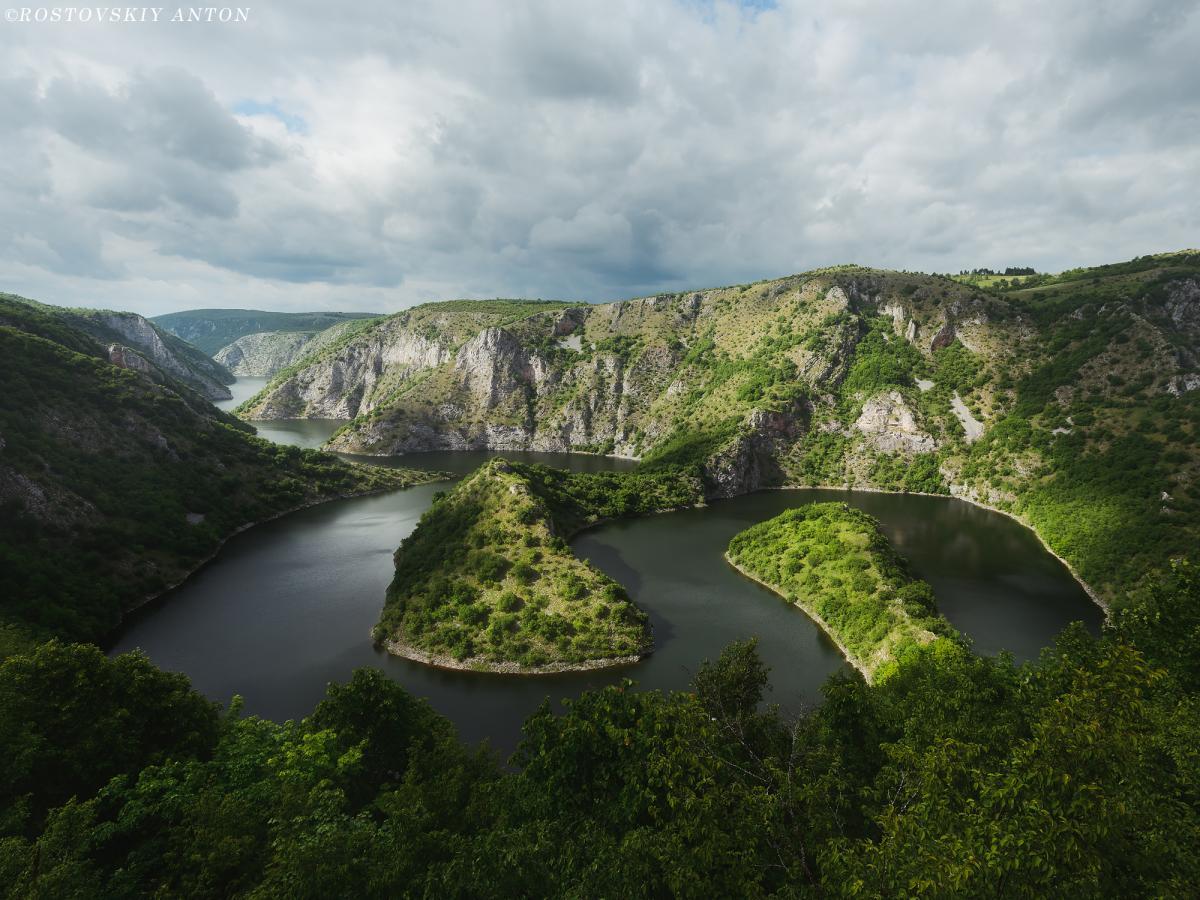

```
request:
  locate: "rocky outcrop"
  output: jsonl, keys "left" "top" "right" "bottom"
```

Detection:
{"left": 880, "top": 299, "right": 919, "bottom": 345}
{"left": 1164, "top": 278, "right": 1200, "bottom": 328}
{"left": 706, "top": 407, "right": 805, "bottom": 498}
{"left": 214, "top": 331, "right": 315, "bottom": 377}
{"left": 107, "top": 343, "right": 156, "bottom": 376}
{"left": 1166, "top": 373, "right": 1200, "bottom": 396}
{"left": 930, "top": 322, "right": 957, "bottom": 352}
{"left": 950, "top": 392, "right": 985, "bottom": 441}
{"left": 455, "top": 327, "right": 542, "bottom": 411}
{"left": 69, "top": 311, "right": 233, "bottom": 400}
{"left": 243, "top": 318, "right": 452, "bottom": 419}
{"left": 853, "top": 391, "right": 937, "bottom": 453}
{"left": 790, "top": 320, "right": 859, "bottom": 389}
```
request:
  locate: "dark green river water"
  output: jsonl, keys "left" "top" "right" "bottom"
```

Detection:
{"left": 113, "top": 381, "right": 1103, "bottom": 755}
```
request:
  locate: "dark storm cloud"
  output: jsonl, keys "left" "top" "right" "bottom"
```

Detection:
{"left": 0, "top": 0, "right": 1197, "bottom": 314}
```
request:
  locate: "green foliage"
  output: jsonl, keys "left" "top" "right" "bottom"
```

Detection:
{"left": 0, "top": 316, "right": 441, "bottom": 643}
{"left": 792, "top": 430, "right": 853, "bottom": 486}
{"left": 5, "top": 610, "right": 1198, "bottom": 897}
{"left": 638, "top": 418, "right": 741, "bottom": 473}
{"left": 959, "top": 399, "right": 1190, "bottom": 599}
{"left": 868, "top": 452, "right": 948, "bottom": 494}
{"left": 590, "top": 334, "right": 641, "bottom": 360}
{"left": 817, "top": 626, "right": 1200, "bottom": 896}
{"left": 0, "top": 642, "right": 219, "bottom": 836}
{"left": 1012, "top": 308, "right": 1129, "bottom": 417}
{"left": 378, "top": 460, "right": 703, "bottom": 667}
{"left": 692, "top": 637, "right": 769, "bottom": 724}
{"left": 840, "top": 318, "right": 925, "bottom": 413}
{"left": 931, "top": 339, "right": 983, "bottom": 394}
{"left": 727, "top": 503, "right": 960, "bottom": 679}
{"left": 524, "top": 461, "right": 705, "bottom": 534}
{"left": 1112, "top": 560, "right": 1200, "bottom": 692}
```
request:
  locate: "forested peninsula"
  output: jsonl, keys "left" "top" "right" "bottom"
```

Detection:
{"left": 377, "top": 459, "right": 703, "bottom": 671}
{"left": 726, "top": 503, "right": 960, "bottom": 681}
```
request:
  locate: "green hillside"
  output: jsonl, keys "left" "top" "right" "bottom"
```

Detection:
{"left": 0, "top": 297, "right": 442, "bottom": 645}
{"left": 267, "top": 252, "right": 1200, "bottom": 609}
{"left": 378, "top": 459, "right": 702, "bottom": 669}
{"left": 726, "top": 503, "right": 960, "bottom": 681}
{"left": 2, "top": 294, "right": 235, "bottom": 400}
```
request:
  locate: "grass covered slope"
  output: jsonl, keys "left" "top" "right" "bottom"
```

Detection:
{"left": 377, "top": 459, "right": 703, "bottom": 672}
{"left": 0, "top": 307, "right": 442, "bottom": 646}
{"left": 726, "top": 503, "right": 959, "bottom": 681}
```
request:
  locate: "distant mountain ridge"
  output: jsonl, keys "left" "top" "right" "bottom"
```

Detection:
{"left": 153, "top": 309, "right": 380, "bottom": 356}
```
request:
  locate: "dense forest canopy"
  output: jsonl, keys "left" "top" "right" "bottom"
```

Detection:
{"left": 3, "top": 571, "right": 1198, "bottom": 896}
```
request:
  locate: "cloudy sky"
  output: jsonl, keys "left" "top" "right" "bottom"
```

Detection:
{"left": 2, "top": 0, "right": 1197, "bottom": 316}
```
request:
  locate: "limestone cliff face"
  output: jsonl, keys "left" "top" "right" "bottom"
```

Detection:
{"left": 242, "top": 317, "right": 452, "bottom": 418}
{"left": 320, "top": 295, "right": 707, "bottom": 458}
{"left": 706, "top": 407, "right": 807, "bottom": 497}
{"left": 238, "top": 263, "right": 1200, "bottom": 516}
{"left": 67, "top": 311, "right": 233, "bottom": 400}
{"left": 854, "top": 391, "right": 938, "bottom": 453}
{"left": 878, "top": 290, "right": 1012, "bottom": 356}
{"left": 214, "top": 331, "right": 315, "bottom": 377}
{"left": 1163, "top": 277, "right": 1200, "bottom": 329}
{"left": 454, "top": 327, "right": 542, "bottom": 412}
{"left": 251, "top": 277, "right": 1000, "bottom": 493}
{"left": 107, "top": 343, "right": 156, "bottom": 377}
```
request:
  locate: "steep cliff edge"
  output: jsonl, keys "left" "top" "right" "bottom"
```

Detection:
{"left": 215, "top": 331, "right": 316, "bottom": 377}
{"left": 316, "top": 272, "right": 993, "bottom": 484}
{"left": 240, "top": 253, "right": 1200, "bottom": 604}
{"left": 62, "top": 308, "right": 235, "bottom": 401}
{"left": 237, "top": 300, "right": 573, "bottom": 420}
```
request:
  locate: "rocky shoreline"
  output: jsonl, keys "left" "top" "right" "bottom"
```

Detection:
{"left": 381, "top": 637, "right": 644, "bottom": 675}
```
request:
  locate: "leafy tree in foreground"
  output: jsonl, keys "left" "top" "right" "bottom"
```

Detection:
{"left": 1, "top": 590, "right": 1198, "bottom": 896}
